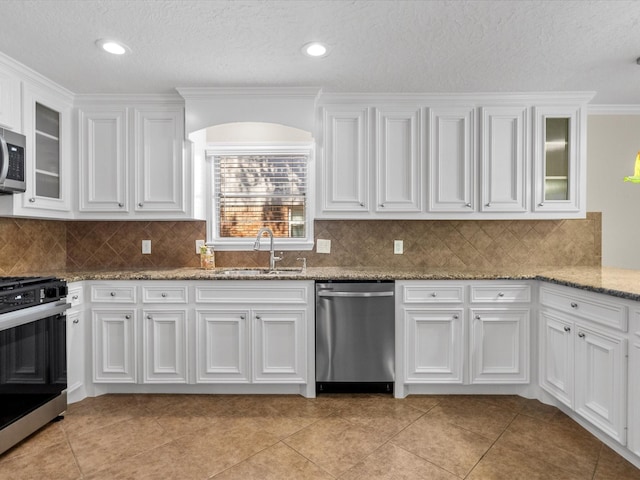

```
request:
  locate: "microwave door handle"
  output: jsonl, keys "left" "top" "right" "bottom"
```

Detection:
{"left": 0, "top": 136, "right": 8, "bottom": 184}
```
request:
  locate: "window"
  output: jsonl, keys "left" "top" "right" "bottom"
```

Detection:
{"left": 207, "top": 145, "right": 314, "bottom": 250}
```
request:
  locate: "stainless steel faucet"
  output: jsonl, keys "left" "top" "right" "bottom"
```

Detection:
{"left": 253, "top": 227, "right": 282, "bottom": 271}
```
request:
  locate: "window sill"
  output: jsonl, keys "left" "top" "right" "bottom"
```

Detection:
{"left": 209, "top": 239, "right": 315, "bottom": 251}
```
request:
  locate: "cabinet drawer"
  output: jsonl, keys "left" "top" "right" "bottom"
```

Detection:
{"left": 470, "top": 284, "right": 531, "bottom": 303}
{"left": 91, "top": 285, "right": 137, "bottom": 303}
{"left": 195, "top": 282, "right": 309, "bottom": 304}
{"left": 401, "top": 284, "right": 464, "bottom": 304}
{"left": 68, "top": 285, "right": 84, "bottom": 308}
{"left": 142, "top": 286, "right": 188, "bottom": 303}
{"left": 540, "top": 286, "right": 628, "bottom": 332}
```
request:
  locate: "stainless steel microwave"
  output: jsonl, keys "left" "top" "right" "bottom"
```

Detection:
{"left": 0, "top": 129, "right": 26, "bottom": 194}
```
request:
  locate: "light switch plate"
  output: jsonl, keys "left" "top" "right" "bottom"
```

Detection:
{"left": 316, "top": 239, "right": 331, "bottom": 254}
{"left": 195, "top": 239, "right": 205, "bottom": 254}
{"left": 142, "top": 240, "right": 151, "bottom": 254}
{"left": 394, "top": 240, "right": 403, "bottom": 254}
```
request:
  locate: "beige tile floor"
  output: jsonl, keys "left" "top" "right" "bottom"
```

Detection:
{"left": 0, "top": 393, "right": 639, "bottom": 479}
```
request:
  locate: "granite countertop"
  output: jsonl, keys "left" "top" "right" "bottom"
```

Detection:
{"left": 37, "top": 265, "right": 640, "bottom": 303}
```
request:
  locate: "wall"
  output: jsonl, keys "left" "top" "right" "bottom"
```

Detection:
{"left": 587, "top": 115, "right": 640, "bottom": 269}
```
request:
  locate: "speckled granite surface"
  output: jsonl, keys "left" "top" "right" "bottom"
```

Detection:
{"left": 30, "top": 266, "right": 640, "bottom": 303}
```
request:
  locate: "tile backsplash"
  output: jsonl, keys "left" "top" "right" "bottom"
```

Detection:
{"left": 0, "top": 213, "right": 601, "bottom": 274}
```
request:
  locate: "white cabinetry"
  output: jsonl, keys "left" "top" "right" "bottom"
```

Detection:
{"left": 66, "top": 283, "right": 86, "bottom": 403}
{"left": 480, "top": 105, "right": 528, "bottom": 212}
{"left": 78, "top": 101, "right": 197, "bottom": 219}
{"left": 319, "top": 105, "right": 369, "bottom": 214}
{"left": 428, "top": 106, "right": 475, "bottom": 213}
{"left": 629, "top": 309, "right": 640, "bottom": 456}
{"left": 469, "top": 284, "right": 530, "bottom": 384}
{"left": 0, "top": 66, "right": 21, "bottom": 131}
{"left": 539, "top": 284, "right": 628, "bottom": 443}
{"left": 142, "top": 309, "right": 188, "bottom": 383}
{"left": 92, "top": 308, "right": 137, "bottom": 383}
{"left": 375, "top": 106, "right": 422, "bottom": 213}
{"left": 194, "top": 281, "right": 310, "bottom": 385}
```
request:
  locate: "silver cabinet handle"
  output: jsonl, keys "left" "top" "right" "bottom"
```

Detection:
{"left": 498, "top": 292, "right": 505, "bottom": 297}
{"left": 240, "top": 315, "right": 246, "bottom": 320}
{"left": 146, "top": 315, "right": 152, "bottom": 320}
{"left": 379, "top": 203, "right": 385, "bottom": 207}
{"left": 475, "top": 315, "right": 481, "bottom": 320}
{"left": 564, "top": 326, "right": 571, "bottom": 332}
{"left": 453, "top": 314, "right": 459, "bottom": 319}
{"left": 118, "top": 202, "right": 124, "bottom": 207}
{"left": 72, "top": 295, "right": 79, "bottom": 300}
{"left": 256, "top": 315, "right": 261, "bottom": 320}
{"left": 485, "top": 203, "right": 491, "bottom": 207}
{"left": 28, "top": 197, "right": 35, "bottom": 203}
{"left": 72, "top": 318, "right": 79, "bottom": 324}
{"left": 138, "top": 203, "right": 143, "bottom": 207}
{"left": 359, "top": 202, "right": 365, "bottom": 207}
{"left": 578, "top": 332, "right": 586, "bottom": 338}
{"left": 125, "top": 315, "right": 131, "bottom": 319}
{"left": 570, "top": 302, "right": 578, "bottom": 309}
{"left": 161, "top": 293, "right": 167, "bottom": 298}
{"left": 538, "top": 202, "right": 544, "bottom": 207}
{"left": 431, "top": 292, "right": 437, "bottom": 297}
{"left": 110, "top": 292, "right": 116, "bottom": 297}
{"left": 465, "top": 203, "right": 472, "bottom": 208}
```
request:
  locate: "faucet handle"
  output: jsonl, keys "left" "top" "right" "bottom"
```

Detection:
{"left": 296, "top": 257, "right": 307, "bottom": 272}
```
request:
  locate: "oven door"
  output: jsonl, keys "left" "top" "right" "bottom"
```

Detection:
{"left": 0, "top": 301, "right": 69, "bottom": 431}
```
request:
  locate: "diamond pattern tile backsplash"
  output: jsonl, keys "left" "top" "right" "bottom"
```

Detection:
{"left": 0, "top": 213, "right": 601, "bottom": 274}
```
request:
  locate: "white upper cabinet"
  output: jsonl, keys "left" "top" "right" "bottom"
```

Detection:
{"left": 319, "top": 105, "right": 370, "bottom": 214}
{"left": 77, "top": 101, "right": 196, "bottom": 219}
{"left": 427, "top": 105, "right": 475, "bottom": 213}
{"left": 533, "top": 105, "right": 584, "bottom": 214}
{"left": 134, "top": 106, "right": 185, "bottom": 213}
{"left": 0, "top": 67, "right": 21, "bottom": 131}
{"left": 480, "top": 106, "right": 528, "bottom": 213}
{"left": 375, "top": 106, "right": 422, "bottom": 213}
{"left": 79, "top": 107, "right": 129, "bottom": 212}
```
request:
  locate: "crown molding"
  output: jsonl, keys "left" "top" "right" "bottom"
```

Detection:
{"left": 588, "top": 104, "right": 640, "bottom": 115}
{"left": 177, "top": 86, "right": 322, "bottom": 99}
{"left": 74, "top": 93, "right": 184, "bottom": 106}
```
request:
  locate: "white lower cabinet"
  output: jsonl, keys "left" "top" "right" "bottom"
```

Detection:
{"left": 253, "top": 309, "right": 307, "bottom": 383}
{"left": 142, "top": 309, "right": 188, "bottom": 383}
{"left": 470, "top": 308, "right": 529, "bottom": 384}
{"left": 196, "top": 309, "right": 250, "bottom": 383}
{"left": 629, "top": 309, "right": 640, "bottom": 456}
{"left": 92, "top": 308, "right": 137, "bottom": 383}
{"left": 539, "top": 284, "right": 628, "bottom": 444}
{"left": 404, "top": 308, "right": 464, "bottom": 383}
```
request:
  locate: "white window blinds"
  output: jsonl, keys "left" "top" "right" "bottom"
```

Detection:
{"left": 214, "top": 154, "right": 308, "bottom": 238}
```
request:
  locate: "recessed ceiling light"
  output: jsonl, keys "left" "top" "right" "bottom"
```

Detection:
{"left": 302, "top": 42, "right": 329, "bottom": 58}
{"left": 95, "top": 38, "right": 130, "bottom": 55}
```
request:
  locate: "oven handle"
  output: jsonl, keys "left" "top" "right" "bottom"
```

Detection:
{"left": 317, "top": 291, "right": 394, "bottom": 298}
{"left": 0, "top": 301, "right": 71, "bottom": 332}
{"left": 0, "top": 135, "right": 9, "bottom": 185}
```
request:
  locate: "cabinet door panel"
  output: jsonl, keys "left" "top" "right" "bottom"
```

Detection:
{"left": 629, "top": 336, "right": 640, "bottom": 456}
{"left": 66, "top": 310, "right": 85, "bottom": 402}
{"left": 0, "top": 69, "right": 20, "bottom": 131}
{"left": 470, "top": 308, "right": 529, "bottom": 383}
{"left": 93, "top": 309, "right": 136, "bottom": 383}
{"left": 480, "top": 106, "right": 528, "bottom": 212}
{"left": 134, "top": 107, "right": 184, "bottom": 212}
{"left": 375, "top": 107, "right": 422, "bottom": 212}
{"left": 320, "top": 106, "right": 369, "bottom": 213}
{"left": 539, "top": 310, "right": 574, "bottom": 407}
{"left": 253, "top": 310, "right": 306, "bottom": 383}
{"left": 196, "top": 309, "right": 249, "bottom": 383}
{"left": 404, "top": 309, "right": 463, "bottom": 383}
{"left": 79, "top": 108, "right": 128, "bottom": 212}
{"left": 142, "top": 310, "right": 187, "bottom": 383}
{"left": 574, "top": 326, "right": 627, "bottom": 443}
{"left": 428, "top": 106, "right": 474, "bottom": 212}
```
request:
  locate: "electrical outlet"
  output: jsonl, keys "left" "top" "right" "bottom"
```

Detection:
{"left": 195, "top": 239, "right": 205, "bottom": 254}
{"left": 394, "top": 240, "right": 403, "bottom": 254}
{"left": 142, "top": 240, "right": 151, "bottom": 254}
{"left": 316, "top": 239, "right": 331, "bottom": 254}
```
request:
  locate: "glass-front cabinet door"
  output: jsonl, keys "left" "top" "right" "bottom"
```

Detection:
{"left": 22, "top": 85, "right": 72, "bottom": 213}
{"left": 533, "top": 105, "right": 584, "bottom": 214}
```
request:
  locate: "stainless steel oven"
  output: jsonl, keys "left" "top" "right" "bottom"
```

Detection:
{"left": 0, "top": 277, "right": 69, "bottom": 455}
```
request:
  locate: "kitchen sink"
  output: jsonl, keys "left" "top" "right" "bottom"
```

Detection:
{"left": 219, "top": 268, "right": 303, "bottom": 276}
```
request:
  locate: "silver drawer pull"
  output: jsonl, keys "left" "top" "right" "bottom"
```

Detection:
{"left": 72, "top": 295, "right": 79, "bottom": 300}
{"left": 498, "top": 292, "right": 505, "bottom": 297}
{"left": 453, "top": 314, "right": 459, "bottom": 319}
{"left": 256, "top": 315, "right": 261, "bottom": 320}
{"left": 431, "top": 292, "right": 437, "bottom": 297}
{"left": 475, "top": 315, "right": 481, "bottom": 320}
{"left": 578, "top": 332, "right": 586, "bottom": 338}
{"left": 564, "top": 326, "right": 571, "bottom": 332}
{"left": 110, "top": 292, "right": 116, "bottom": 297}
{"left": 465, "top": 203, "right": 472, "bottom": 208}
{"left": 240, "top": 315, "right": 246, "bottom": 320}
{"left": 147, "top": 315, "right": 152, "bottom": 320}
{"left": 72, "top": 319, "right": 79, "bottom": 324}
{"left": 161, "top": 293, "right": 167, "bottom": 298}
{"left": 125, "top": 315, "right": 131, "bottom": 319}
{"left": 570, "top": 302, "right": 578, "bottom": 309}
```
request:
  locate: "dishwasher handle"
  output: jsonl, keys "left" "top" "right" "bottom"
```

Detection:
{"left": 317, "top": 290, "right": 394, "bottom": 298}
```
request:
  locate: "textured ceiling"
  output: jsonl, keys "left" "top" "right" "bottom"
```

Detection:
{"left": 1, "top": 0, "right": 639, "bottom": 103}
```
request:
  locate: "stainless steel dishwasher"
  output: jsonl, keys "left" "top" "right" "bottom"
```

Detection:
{"left": 315, "top": 281, "right": 395, "bottom": 393}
